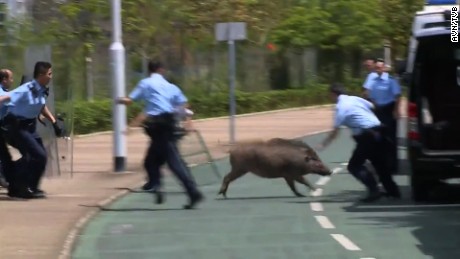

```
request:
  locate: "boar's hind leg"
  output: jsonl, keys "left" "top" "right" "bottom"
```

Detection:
{"left": 218, "top": 170, "right": 247, "bottom": 198}
{"left": 294, "top": 175, "right": 317, "bottom": 191}
{"left": 284, "top": 176, "right": 305, "bottom": 197}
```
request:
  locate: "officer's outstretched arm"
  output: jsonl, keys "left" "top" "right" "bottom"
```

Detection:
{"left": 316, "top": 128, "right": 340, "bottom": 151}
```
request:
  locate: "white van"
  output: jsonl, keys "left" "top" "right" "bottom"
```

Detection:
{"left": 400, "top": 0, "right": 460, "bottom": 201}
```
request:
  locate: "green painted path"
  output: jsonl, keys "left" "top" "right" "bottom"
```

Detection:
{"left": 72, "top": 130, "right": 460, "bottom": 259}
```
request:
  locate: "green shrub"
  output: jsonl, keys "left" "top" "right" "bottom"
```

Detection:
{"left": 56, "top": 84, "right": 362, "bottom": 135}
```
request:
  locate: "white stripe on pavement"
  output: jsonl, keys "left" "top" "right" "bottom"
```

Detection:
{"left": 310, "top": 202, "right": 324, "bottom": 212}
{"left": 316, "top": 176, "right": 331, "bottom": 186}
{"left": 332, "top": 167, "right": 343, "bottom": 174}
{"left": 315, "top": 216, "right": 335, "bottom": 229}
{"left": 310, "top": 188, "right": 323, "bottom": 197}
{"left": 331, "top": 234, "right": 361, "bottom": 251}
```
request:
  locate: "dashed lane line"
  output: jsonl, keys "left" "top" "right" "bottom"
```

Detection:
{"left": 331, "top": 234, "right": 361, "bottom": 251}
{"left": 315, "top": 216, "right": 335, "bottom": 229}
{"left": 309, "top": 166, "right": 370, "bottom": 255}
{"left": 316, "top": 176, "right": 331, "bottom": 186}
{"left": 310, "top": 202, "right": 323, "bottom": 212}
{"left": 332, "top": 167, "right": 343, "bottom": 174}
{"left": 310, "top": 188, "right": 323, "bottom": 197}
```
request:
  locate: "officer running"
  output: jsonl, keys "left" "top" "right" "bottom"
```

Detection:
{"left": 316, "top": 83, "right": 400, "bottom": 202}
{"left": 363, "top": 60, "right": 402, "bottom": 174}
{"left": 118, "top": 61, "right": 204, "bottom": 209}
{"left": 0, "top": 62, "right": 63, "bottom": 199}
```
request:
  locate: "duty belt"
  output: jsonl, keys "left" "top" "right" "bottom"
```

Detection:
{"left": 144, "top": 113, "right": 175, "bottom": 126}
{"left": 3, "top": 114, "right": 36, "bottom": 129}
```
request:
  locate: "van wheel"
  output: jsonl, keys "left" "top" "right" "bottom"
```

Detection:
{"left": 411, "top": 173, "right": 434, "bottom": 202}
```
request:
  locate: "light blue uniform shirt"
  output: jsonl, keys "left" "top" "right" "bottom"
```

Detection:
{"left": 129, "top": 73, "right": 188, "bottom": 116}
{"left": 334, "top": 95, "right": 381, "bottom": 136}
{"left": 363, "top": 72, "right": 401, "bottom": 106}
{"left": 0, "top": 85, "right": 9, "bottom": 119}
{"left": 5, "top": 80, "right": 48, "bottom": 119}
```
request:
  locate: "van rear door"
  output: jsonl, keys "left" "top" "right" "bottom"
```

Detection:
{"left": 412, "top": 34, "right": 460, "bottom": 151}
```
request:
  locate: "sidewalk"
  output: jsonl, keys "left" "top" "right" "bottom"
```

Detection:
{"left": 0, "top": 105, "right": 335, "bottom": 259}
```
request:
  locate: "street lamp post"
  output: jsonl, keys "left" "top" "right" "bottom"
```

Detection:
{"left": 110, "top": 0, "right": 127, "bottom": 172}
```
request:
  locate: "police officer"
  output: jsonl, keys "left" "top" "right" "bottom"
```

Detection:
{"left": 316, "top": 83, "right": 400, "bottom": 202}
{"left": 118, "top": 61, "right": 204, "bottom": 209}
{"left": 363, "top": 60, "right": 401, "bottom": 174}
{"left": 0, "top": 62, "right": 62, "bottom": 199}
{"left": 0, "top": 69, "right": 15, "bottom": 188}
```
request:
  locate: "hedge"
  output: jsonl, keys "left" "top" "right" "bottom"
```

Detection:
{"left": 56, "top": 84, "right": 362, "bottom": 135}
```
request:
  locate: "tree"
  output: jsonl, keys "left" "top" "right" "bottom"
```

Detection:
{"left": 379, "top": 0, "right": 425, "bottom": 64}
{"left": 29, "top": 0, "right": 109, "bottom": 100}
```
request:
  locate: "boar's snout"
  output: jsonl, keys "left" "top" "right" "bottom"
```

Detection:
{"left": 305, "top": 156, "right": 332, "bottom": 176}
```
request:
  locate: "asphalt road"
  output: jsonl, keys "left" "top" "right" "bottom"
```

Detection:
{"left": 72, "top": 124, "right": 460, "bottom": 259}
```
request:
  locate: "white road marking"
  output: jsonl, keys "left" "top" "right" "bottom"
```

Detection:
{"left": 331, "top": 234, "right": 361, "bottom": 251}
{"left": 316, "top": 176, "right": 331, "bottom": 186}
{"left": 359, "top": 204, "right": 460, "bottom": 209}
{"left": 310, "top": 188, "right": 323, "bottom": 197}
{"left": 315, "top": 216, "right": 335, "bottom": 229}
{"left": 340, "top": 162, "right": 348, "bottom": 166}
{"left": 310, "top": 202, "right": 324, "bottom": 212}
{"left": 332, "top": 167, "right": 343, "bottom": 174}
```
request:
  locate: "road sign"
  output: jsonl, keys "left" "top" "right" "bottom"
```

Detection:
{"left": 214, "top": 22, "right": 247, "bottom": 144}
{"left": 215, "top": 22, "right": 247, "bottom": 42}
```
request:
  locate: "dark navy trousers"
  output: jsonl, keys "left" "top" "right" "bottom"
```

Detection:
{"left": 375, "top": 102, "right": 398, "bottom": 173}
{"left": 348, "top": 127, "right": 400, "bottom": 196}
{"left": 143, "top": 113, "right": 199, "bottom": 197}
{"left": 5, "top": 119, "right": 47, "bottom": 191}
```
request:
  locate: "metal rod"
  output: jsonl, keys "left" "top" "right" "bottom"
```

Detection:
{"left": 228, "top": 39, "right": 236, "bottom": 144}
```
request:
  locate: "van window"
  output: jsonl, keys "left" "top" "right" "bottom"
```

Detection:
{"left": 423, "top": 21, "right": 450, "bottom": 28}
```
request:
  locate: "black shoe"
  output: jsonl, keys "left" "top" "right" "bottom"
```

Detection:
{"left": 183, "top": 192, "right": 204, "bottom": 210}
{"left": 30, "top": 188, "right": 47, "bottom": 199}
{"left": 359, "top": 191, "right": 382, "bottom": 203}
{"left": 7, "top": 187, "right": 33, "bottom": 199}
{"left": 142, "top": 183, "right": 157, "bottom": 192}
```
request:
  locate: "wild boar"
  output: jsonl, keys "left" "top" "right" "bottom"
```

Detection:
{"left": 218, "top": 140, "right": 331, "bottom": 198}
{"left": 266, "top": 138, "right": 321, "bottom": 161}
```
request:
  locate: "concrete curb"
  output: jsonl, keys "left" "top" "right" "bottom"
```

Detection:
{"left": 75, "top": 104, "right": 334, "bottom": 139}
{"left": 58, "top": 128, "right": 334, "bottom": 259}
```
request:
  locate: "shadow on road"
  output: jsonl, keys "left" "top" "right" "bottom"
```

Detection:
{"left": 215, "top": 195, "right": 303, "bottom": 201}
{"left": 78, "top": 204, "right": 186, "bottom": 212}
{"left": 341, "top": 182, "right": 460, "bottom": 259}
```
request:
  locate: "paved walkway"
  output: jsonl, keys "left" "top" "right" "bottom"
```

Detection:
{"left": 0, "top": 105, "right": 335, "bottom": 259}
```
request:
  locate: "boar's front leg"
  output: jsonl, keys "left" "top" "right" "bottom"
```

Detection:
{"left": 294, "top": 175, "right": 317, "bottom": 191}
{"left": 284, "top": 176, "right": 305, "bottom": 197}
